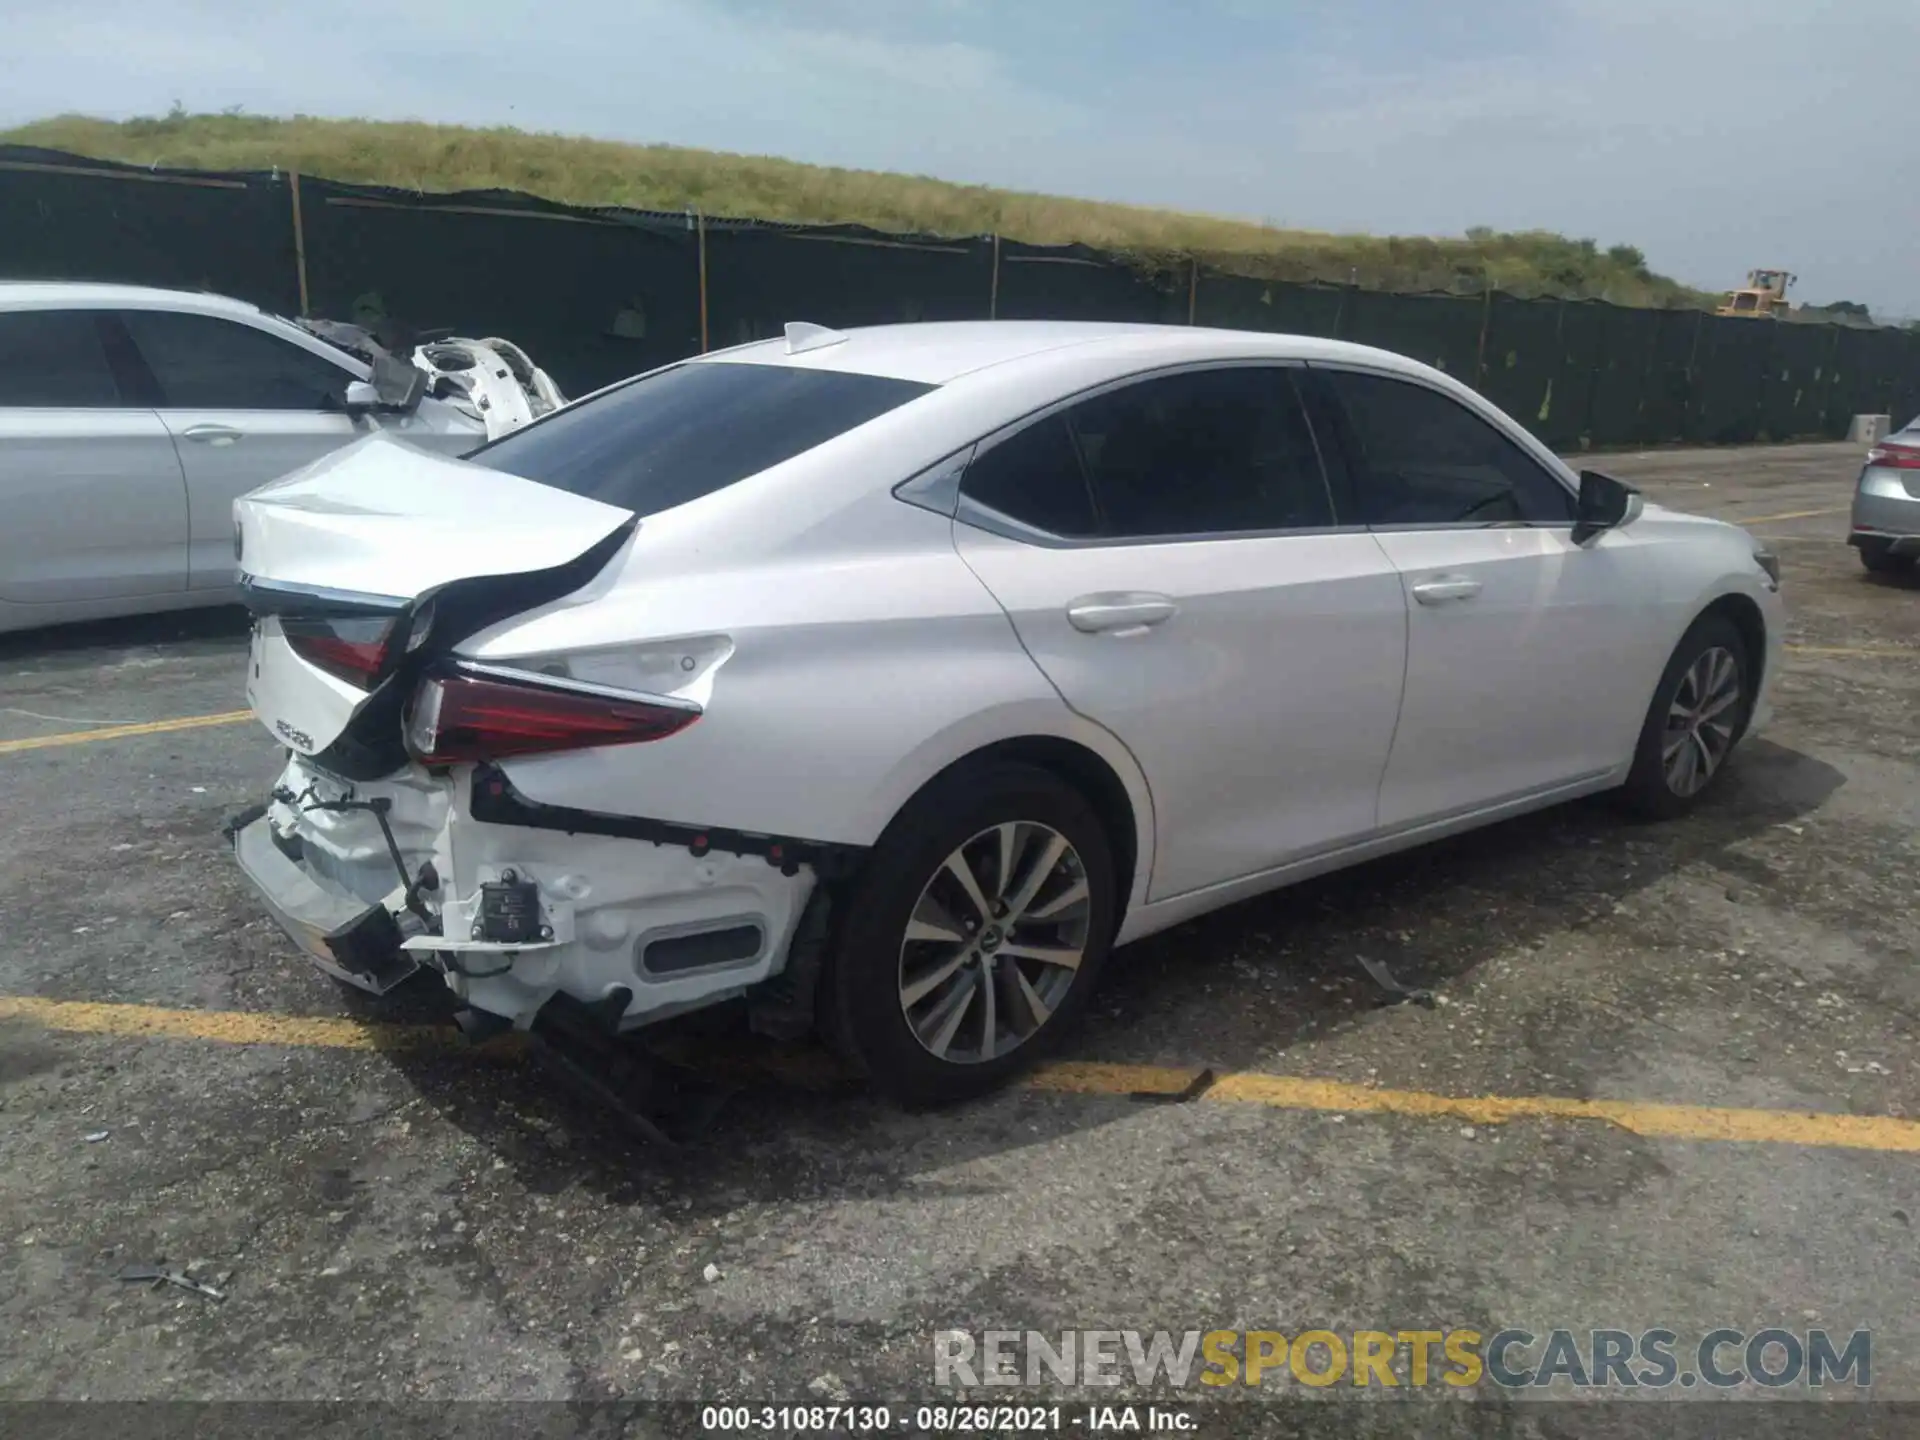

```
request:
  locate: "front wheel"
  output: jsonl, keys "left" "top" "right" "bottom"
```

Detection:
{"left": 1617, "top": 616, "right": 1752, "bottom": 819}
{"left": 819, "top": 762, "right": 1116, "bottom": 1106}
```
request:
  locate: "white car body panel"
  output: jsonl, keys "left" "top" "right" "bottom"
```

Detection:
{"left": 953, "top": 523, "right": 1408, "bottom": 901}
{"left": 0, "top": 282, "right": 559, "bottom": 633}
{"left": 1368, "top": 523, "right": 1665, "bottom": 828}
{"left": 411, "top": 337, "right": 566, "bottom": 440}
{"left": 0, "top": 407, "right": 189, "bottom": 603}
{"left": 253, "top": 753, "right": 815, "bottom": 1027}
{"left": 237, "top": 433, "right": 631, "bottom": 599}
{"left": 222, "top": 320, "right": 1785, "bottom": 1038}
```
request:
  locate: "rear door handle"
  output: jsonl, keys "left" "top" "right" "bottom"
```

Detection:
{"left": 1067, "top": 592, "right": 1177, "bottom": 634}
{"left": 181, "top": 424, "right": 243, "bottom": 446}
{"left": 1410, "top": 575, "right": 1482, "bottom": 605}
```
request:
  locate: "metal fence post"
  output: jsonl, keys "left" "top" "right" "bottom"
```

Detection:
{"left": 1187, "top": 257, "right": 1199, "bottom": 325}
{"left": 697, "top": 211, "right": 710, "bottom": 353}
{"left": 1473, "top": 283, "right": 1493, "bottom": 390}
{"left": 288, "top": 170, "right": 311, "bottom": 317}
{"left": 989, "top": 233, "right": 1001, "bottom": 320}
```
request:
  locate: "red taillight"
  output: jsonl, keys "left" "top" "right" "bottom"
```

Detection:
{"left": 405, "top": 667, "right": 699, "bottom": 765}
{"left": 284, "top": 615, "right": 397, "bottom": 687}
{"left": 1866, "top": 442, "right": 1920, "bottom": 471}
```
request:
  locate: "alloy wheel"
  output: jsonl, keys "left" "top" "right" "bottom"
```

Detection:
{"left": 897, "top": 821, "right": 1092, "bottom": 1064}
{"left": 1662, "top": 645, "right": 1742, "bottom": 797}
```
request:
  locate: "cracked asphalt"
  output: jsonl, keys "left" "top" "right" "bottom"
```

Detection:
{"left": 1, "top": 441, "right": 1916, "bottom": 1431}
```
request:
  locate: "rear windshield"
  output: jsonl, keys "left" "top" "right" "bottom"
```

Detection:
{"left": 468, "top": 360, "right": 934, "bottom": 515}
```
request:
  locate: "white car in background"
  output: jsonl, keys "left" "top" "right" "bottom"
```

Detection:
{"left": 0, "top": 282, "right": 562, "bottom": 634}
{"left": 229, "top": 320, "right": 1784, "bottom": 1105}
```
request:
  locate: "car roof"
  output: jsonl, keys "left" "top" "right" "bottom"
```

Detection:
{"left": 698, "top": 319, "right": 1445, "bottom": 389}
{"left": 0, "top": 280, "right": 269, "bottom": 319}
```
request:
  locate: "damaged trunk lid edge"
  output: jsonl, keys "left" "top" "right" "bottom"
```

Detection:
{"left": 237, "top": 433, "right": 639, "bottom": 772}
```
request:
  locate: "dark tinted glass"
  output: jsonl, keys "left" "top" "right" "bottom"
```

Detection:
{"left": 471, "top": 361, "right": 933, "bottom": 515}
{"left": 1068, "top": 367, "right": 1334, "bottom": 537}
{"left": 121, "top": 310, "right": 353, "bottom": 410}
{"left": 961, "top": 414, "right": 1098, "bottom": 537}
{"left": 1323, "top": 369, "right": 1575, "bottom": 526}
{"left": 0, "top": 310, "right": 121, "bottom": 407}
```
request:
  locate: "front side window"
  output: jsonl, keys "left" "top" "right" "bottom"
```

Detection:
{"left": 1320, "top": 368, "right": 1576, "bottom": 527}
{"left": 0, "top": 309, "right": 122, "bottom": 407}
{"left": 471, "top": 360, "right": 934, "bottom": 517}
{"left": 120, "top": 310, "right": 354, "bottom": 411}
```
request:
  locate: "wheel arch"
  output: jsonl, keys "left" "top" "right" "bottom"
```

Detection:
{"left": 1694, "top": 589, "right": 1769, "bottom": 703}
{"left": 860, "top": 721, "right": 1155, "bottom": 931}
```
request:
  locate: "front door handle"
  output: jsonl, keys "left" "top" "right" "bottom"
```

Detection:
{"left": 1067, "top": 592, "right": 1177, "bottom": 635}
{"left": 181, "top": 424, "right": 243, "bottom": 446}
{"left": 1410, "top": 575, "right": 1482, "bottom": 605}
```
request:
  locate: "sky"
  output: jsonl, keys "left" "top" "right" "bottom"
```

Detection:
{"left": 4, "top": 0, "right": 1915, "bottom": 317}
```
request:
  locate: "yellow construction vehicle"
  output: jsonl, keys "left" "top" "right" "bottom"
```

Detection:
{"left": 1718, "top": 269, "right": 1795, "bottom": 318}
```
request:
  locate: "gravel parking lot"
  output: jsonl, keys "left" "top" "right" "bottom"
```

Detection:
{"left": 1, "top": 441, "right": 1916, "bottom": 1429}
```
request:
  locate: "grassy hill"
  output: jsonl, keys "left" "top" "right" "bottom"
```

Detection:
{"left": 4, "top": 111, "right": 1718, "bottom": 309}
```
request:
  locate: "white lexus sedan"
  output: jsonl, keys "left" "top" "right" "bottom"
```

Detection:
{"left": 228, "top": 320, "right": 1783, "bottom": 1104}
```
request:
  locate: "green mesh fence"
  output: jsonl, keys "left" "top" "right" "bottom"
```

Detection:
{"left": 299, "top": 179, "right": 700, "bottom": 397}
{"left": 1586, "top": 305, "right": 1662, "bottom": 450}
{"left": 1192, "top": 275, "right": 1345, "bottom": 336}
{"left": 993, "top": 241, "right": 1187, "bottom": 324}
{"left": 1474, "top": 293, "right": 1561, "bottom": 438}
{"left": 703, "top": 225, "right": 992, "bottom": 348}
{"left": 1639, "top": 310, "right": 1700, "bottom": 444}
{"left": 5, "top": 144, "right": 1919, "bottom": 446}
{"left": 0, "top": 147, "right": 299, "bottom": 314}
{"left": 1336, "top": 290, "right": 1485, "bottom": 382}
{"left": 1759, "top": 324, "right": 1833, "bottom": 440}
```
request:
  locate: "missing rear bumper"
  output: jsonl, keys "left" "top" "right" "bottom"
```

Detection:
{"left": 229, "top": 813, "right": 420, "bottom": 994}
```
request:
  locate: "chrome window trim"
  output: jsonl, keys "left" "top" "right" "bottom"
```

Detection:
{"left": 928, "top": 357, "right": 1351, "bottom": 548}
{"left": 1304, "top": 358, "right": 1582, "bottom": 515}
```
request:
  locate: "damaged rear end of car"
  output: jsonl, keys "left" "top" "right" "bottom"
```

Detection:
{"left": 225, "top": 431, "right": 848, "bottom": 1043}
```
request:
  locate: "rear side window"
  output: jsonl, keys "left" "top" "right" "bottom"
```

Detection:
{"left": 962, "top": 415, "right": 1099, "bottom": 537}
{"left": 470, "top": 361, "right": 933, "bottom": 515}
{"left": 1322, "top": 369, "right": 1576, "bottom": 526}
{"left": 121, "top": 310, "right": 353, "bottom": 410}
{"left": 0, "top": 310, "right": 122, "bottom": 407}
{"left": 1069, "top": 367, "right": 1333, "bottom": 537}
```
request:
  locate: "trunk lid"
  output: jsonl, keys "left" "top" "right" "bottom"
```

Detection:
{"left": 235, "top": 433, "right": 635, "bottom": 771}
{"left": 236, "top": 432, "right": 630, "bottom": 595}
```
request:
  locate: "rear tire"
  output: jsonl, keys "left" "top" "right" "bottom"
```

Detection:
{"left": 1858, "top": 540, "right": 1914, "bottom": 576}
{"left": 1617, "top": 615, "right": 1752, "bottom": 820}
{"left": 818, "top": 761, "right": 1116, "bottom": 1106}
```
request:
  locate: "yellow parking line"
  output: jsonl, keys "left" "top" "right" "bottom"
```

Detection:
{"left": 0, "top": 632, "right": 1894, "bottom": 762}
{"left": 0, "top": 995, "right": 519, "bottom": 1058}
{"left": 1734, "top": 506, "right": 1845, "bottom": 525}
{"left": 0, "top": 710, "right": 254, "bottom": 756}
{"left": 1785, "top": 644, "right": 1911, "bottom": 659}
{"left": 1031, "top": 1064, "right": 1920, "bottom": 1154}
{"left": 6, "top": 995, "right": 1917, "bottom": 1155}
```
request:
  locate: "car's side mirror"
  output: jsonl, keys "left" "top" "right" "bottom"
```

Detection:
{"left": 343, "top": 379, "right": 380, "bottom": 414}
{"left": 1571, "top": 469, "right": 1643, "bottom": 545}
